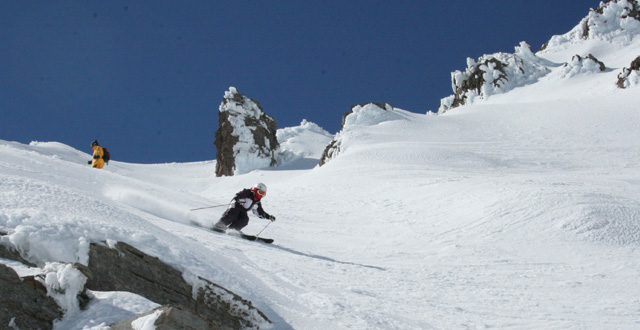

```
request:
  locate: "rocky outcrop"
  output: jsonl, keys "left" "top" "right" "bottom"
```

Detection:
{"left": 319, "top": 103, "right": 394, "bottom": 166}
{"left": 0, "top": 238, "right": 270, "bottom": 330}
{"left": 87, "top": 241, "right": 270, "bottom": 329}
{"left": 86, "top": 241, "right": 193, "bottom": 307}
{"left": 617, "top": 55, "right": 640, "bottom": 88}
{"left": 541, "top": 0, "right": 640, "bottom": 50}
{"left": 438, "top": 42, "right": 550, "bottom": 114}
{"left": 319, "top": 139, "right": 340, "bottom": 167}
{"left": 214, "top": 87, "right": 279, "bottom": 176}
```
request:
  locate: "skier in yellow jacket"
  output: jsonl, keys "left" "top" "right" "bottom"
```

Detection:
{"left": 89, "top": 140, "right": 105, "bottom": 169}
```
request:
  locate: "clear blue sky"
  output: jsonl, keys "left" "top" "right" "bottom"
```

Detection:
{"left": 1, "top": 1, "right": 599, "bottom": 164}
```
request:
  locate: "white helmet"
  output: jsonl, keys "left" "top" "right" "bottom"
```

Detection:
{"left": 252, "top": 183, "right": 267, "bottom": 197}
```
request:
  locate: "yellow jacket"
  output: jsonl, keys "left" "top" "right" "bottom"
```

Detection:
{"left": 92, "top": 145, "right": 105, "bottom": 169}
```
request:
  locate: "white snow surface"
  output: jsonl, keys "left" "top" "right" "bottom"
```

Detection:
{"left": 2, "top": 10, "right": 640, "bottom": 330}
{"left": 276, "top": 119, "right": 333, "bottom": 168}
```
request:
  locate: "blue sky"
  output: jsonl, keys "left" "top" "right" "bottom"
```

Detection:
{"left": 1, "top": 1, "right": 599, "bottom": 164}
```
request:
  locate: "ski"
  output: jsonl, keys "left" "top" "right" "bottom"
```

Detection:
{"left": 240, "top": 233, "right": 274, "bottom": 244}
{"left": 208, "top": 225, "right": 274, "bottom": 244}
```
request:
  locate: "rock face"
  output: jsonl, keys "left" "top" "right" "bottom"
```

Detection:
{"left": 214, "top": 87, "right": 279, "bottom": 176}
{"left": 617, "top": 55, "right": 640, "bottom": 88}
{"left": 318, "top": 139, "right": 340, "bottom": 167}
{"left": 319, "top": 103, "right": 394, "bottom": 166}
{"left": 87, "top": 241, "right": 270, "bottom": 329}
{"left": 0, "top": 238, "right": 270, "bottom": 330}
{"left": 0, "top": 263, "right": 63, "bottom": 330}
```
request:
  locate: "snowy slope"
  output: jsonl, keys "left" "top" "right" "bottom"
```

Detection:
{"left": 2, "top": 86, "right": 639, "bottom": 329}
{"left": 2, "top": 5, "right": 640, "bottom": 330}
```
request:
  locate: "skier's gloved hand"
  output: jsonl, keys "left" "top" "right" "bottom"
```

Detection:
{"left": 87, "top": 160, "right": 92, "bottom": 165}
{"left": 268, "top": 215, "right": 276, "bottom": 222}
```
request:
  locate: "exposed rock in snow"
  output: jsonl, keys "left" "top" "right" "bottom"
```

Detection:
{"left": 0, "top": 262, "right": 63, "bottom": 330}
{"left": 214, "top": 87, "right": 279, "bottom": 177}
{"left": 617, "top": 55, "right": 640, "bottom": 88}
{"left": 319, "top": 103, "right": 397, "bottom": 166}
{"left": 0, "top": 237, "right": 271, "bottom": 329}
{"left": 438, "top": 42, "right": 550, "bottom": 114}
{"left": 86, "top": 241, "right": 270, "bottom": 329}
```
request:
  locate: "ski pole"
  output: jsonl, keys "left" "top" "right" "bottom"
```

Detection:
{"left": 255, "top": 221, "right": 272, "bottom": 238}
{"left": 190, "top": 204, "right": 228, "bottom": 211}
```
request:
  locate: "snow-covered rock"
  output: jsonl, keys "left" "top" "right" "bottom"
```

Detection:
{"left": 617, "top": 55, "right": 640, "bottom": 88}
{"left": 214, "top": 87, "right": 279, "bottom": 176}
{"left": 438, "top": 42, "right": 550, "bottom": 114}
{"left": 558, "top": 54, "right": 606, "bottom": 79}
{"left": 543, "top": 0, "right": 640, "bottom": 48}
{"left": 439, "top": 0, "right": 640, "bottom": 115}
{"left": 276, "top": 119, "right": 333, "bottom": 168}
{"left": 319, "top": 103, "right": 399, "bottom": 166}
{"left": 40, "top": 262, "right": 88, "bottom": 317}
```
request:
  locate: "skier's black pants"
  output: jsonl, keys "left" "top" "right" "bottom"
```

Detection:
{"left": 219, "top": 206, "right": 249, "bottom": 230}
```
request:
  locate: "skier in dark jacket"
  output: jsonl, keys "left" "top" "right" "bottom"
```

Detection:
{"left": 212, "top": 183, "right": 276, "bottom": 233}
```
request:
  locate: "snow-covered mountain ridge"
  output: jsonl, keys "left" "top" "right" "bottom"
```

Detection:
{"left": 1, "top": 1, "right": 640, "bottom": 329}
{"left": 438, "top": 0, "right": 640, "bottom": 114}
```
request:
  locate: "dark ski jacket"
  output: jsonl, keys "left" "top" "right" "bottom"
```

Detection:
{"left": 232, "top": 189, "right": 271, "bottom": 219}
